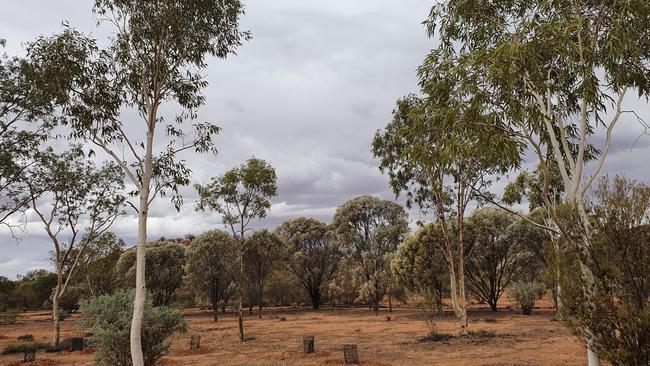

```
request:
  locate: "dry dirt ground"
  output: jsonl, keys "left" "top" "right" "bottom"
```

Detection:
{"left": 0, "top": 297, "right": 587, "bottom": 366}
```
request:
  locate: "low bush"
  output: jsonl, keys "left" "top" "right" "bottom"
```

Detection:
{"left": 0, "top": 308, "right": 20, "bottom": 325}
{"left": 79, "top": 289, "right": 187, "bottom": 366}
{"left": 419, "top": 332, "right": 454, "bottom": 343}
{"left": 470, "top": 329, "right": 496, "bottom": 339}
{"left": 16, "top": 334, "right": 34, "bottom": 342}
{"left": 2, "top": 342, "right": 50, "bottom": 355}
{"left": 508, "top": 282, "right": 546, "bottom": 315}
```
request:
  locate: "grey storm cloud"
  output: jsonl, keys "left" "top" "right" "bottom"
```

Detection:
{"left": 1, "top": 0, "right": 649, "bottom": 278}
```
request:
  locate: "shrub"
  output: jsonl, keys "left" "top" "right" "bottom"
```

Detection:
{"left": 0, "top": 308, "right": 20, "bottom": 325}
{"left": 58, "top": 285, "right": 88, "bottom": 313}
{"left": 469, "top": 329, "right": 496, "bottom": 339}
{"left": 2, "top": 342, "right": 49, "bottom": 355}
{"left": 558, "top": 177, "right": 650, "bottom": 365}
{"left": 79, "top": 289, "right": 187, "bottom": 366}
{"left": 419, "top": 331, "right": 454, "bottom": 343}
{"left": 508, "top": 282, "right": 545, "bottom": 315}
{"left": 17, "top": 334, "right": 34, "bottom": 342}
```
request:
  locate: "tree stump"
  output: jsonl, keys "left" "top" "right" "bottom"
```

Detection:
{"left": 71, "top": 337, "right": 84, "bottom": 351}
{"left": 343, "top": 344, "right": 359, "bottom": 364}
{"left": 303, "top": 336, "right": 315, "bottom": 354}
{"left": 190, "top": 335, "right": 201, "bottom": 349}
{"left": 23, "top": 350, "right": 36, "bottom": 362}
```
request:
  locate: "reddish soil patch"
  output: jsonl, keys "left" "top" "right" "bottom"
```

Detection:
{"left": 0, "top": 298, "right": 587, "bottom": 365}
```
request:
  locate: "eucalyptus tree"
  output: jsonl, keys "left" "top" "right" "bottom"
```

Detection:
{"left": 115, "top": 241, "right": 186, "bottom": 307}
{"left": 24, "top": 1, "right": 249, "bottom": 362}
{"left": 243, "top": 230, "right": 284, "bottom": 317}
{"left": 421, "top": 0, "right": 650, "bottom": 362}
{"left": 373, "top": 94, "right": 519, "bottom": 334}
{"left": 23, "top": 147, "right": 125, "bottom": 348}
{"left": 333, "top": 196, "right": 408, "bottom": 312}
{"left": 464, "top": 209, "right": 532, "bottom": 312}
{"left": 391, "top": 225, "right": 448, "bottom": 315}
{"left": 276, "top": 217, "right": 340, "bottom": 310}
{"left": 185, "top": 229, "right": 237, "bottom": 322}
{"left": 196, "top": 157, "right": 277, "bottom": 341}
{"left": 80, "top": 232, "right": 125, "bottom": 297}
{"left": 50, "top": 231, "right": 125, "bottom": 298}
{"left": 0, "top": 39, "right": 57, "bottom": 234}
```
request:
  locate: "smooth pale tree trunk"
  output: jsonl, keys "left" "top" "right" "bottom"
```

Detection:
{"left": 447, "top": 261, "right": 469, "bottom": 336}
{"left": 52, "top": 290, "right": 61, "bottom": 348}
{"left": 130, "top": 127, "right": 154, "bottom": 366}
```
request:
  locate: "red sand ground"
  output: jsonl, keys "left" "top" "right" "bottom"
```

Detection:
{"left": 0, "top": 297, "right": 588, "bottom": 366}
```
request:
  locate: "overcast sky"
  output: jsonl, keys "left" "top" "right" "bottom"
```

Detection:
{"left": 1, "top": 1, "right": 648, "bottom": 278}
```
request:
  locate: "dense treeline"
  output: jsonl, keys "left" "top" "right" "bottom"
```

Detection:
{"left": 0, "top": 200, "right": 554, "bottom": 316}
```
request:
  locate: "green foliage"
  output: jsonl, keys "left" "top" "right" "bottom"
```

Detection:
{"left": 0, "top": 276, "right": 16, "bottom": 311}
{"left": 22, "top": 146, "right": 125, "bottom": 347}
{"left": 264, "top": 270, "right": 306, "bottom": 307}
{"left": 392, "top": 224, "right": 448, "bottom": 314}
{"left": 327, "top": 258, "right": 362, "bottom": 305}
{"left": 464, "top": 209, "right": 534, "bottom": 311}
{"left": 23, "top": 0, "right": 250, "bottom": 209}
{"left": 196, "top": 158, "right": 277, "bottom": 237}
{"left": 81, "top": 232, "right": 125, "bottom": 296}
{"left": 80, "top": 289, "right": 187, "bottom": 366}
{"left": 12, "top": 269, "right": 57, "bottom": 310}
{"left": 559, "top": 177, "right": 650, "bottom": 366}
{"left": 0, "top": 39, "right": 58, "bottom": 230}
{"left": 115, "top": 241, "right": 186, "bottom": 306}
{"left": 56, "top": 284, "right": 87, "bottom": 313}
{"left": 508, "top": 282, "right": 546, "bottom": 315}
{"left": 276, "top": 217, "right": 341, "bottom": 309}
{"left": 185, "top": 229, "right": 237, "bottom": 320}
{"left": 243, "top": 230, "right": 285, "bottom": 314}
{"left": 421, "top": 0, "right": 650, "bottom": 172}
{"left": 333, "top": 196, "right": 409, "bottom": 311}
{"left": 2, "top": 341, "right": 50, "bottom": 355}
{"left": 17, "top": 334, "right": 34, "bottom": 342}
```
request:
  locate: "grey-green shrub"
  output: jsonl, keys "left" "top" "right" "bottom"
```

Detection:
{"left": 508, "top": 281, "right": 546, "bottom": 315}
{"left": 79, "top": 289, "right": 187, "bottom": 366}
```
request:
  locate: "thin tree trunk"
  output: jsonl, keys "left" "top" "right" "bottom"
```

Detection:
{"left": 310, "top": 291, "right": 320, "bottom": 309}
{"left": 388, "top": 293, "right": 392, "bottom": 313}
{"left": 52, "top": 291, "right": 61, "bottom": 349}
{"left": 130, "top": 126, "right": 153, "bottom": 366}
{"left": 238, "top": 244, "right": 245, "bottom": 342}
{"left": 489, "top": 301, "right": 497, "bottom": 312}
